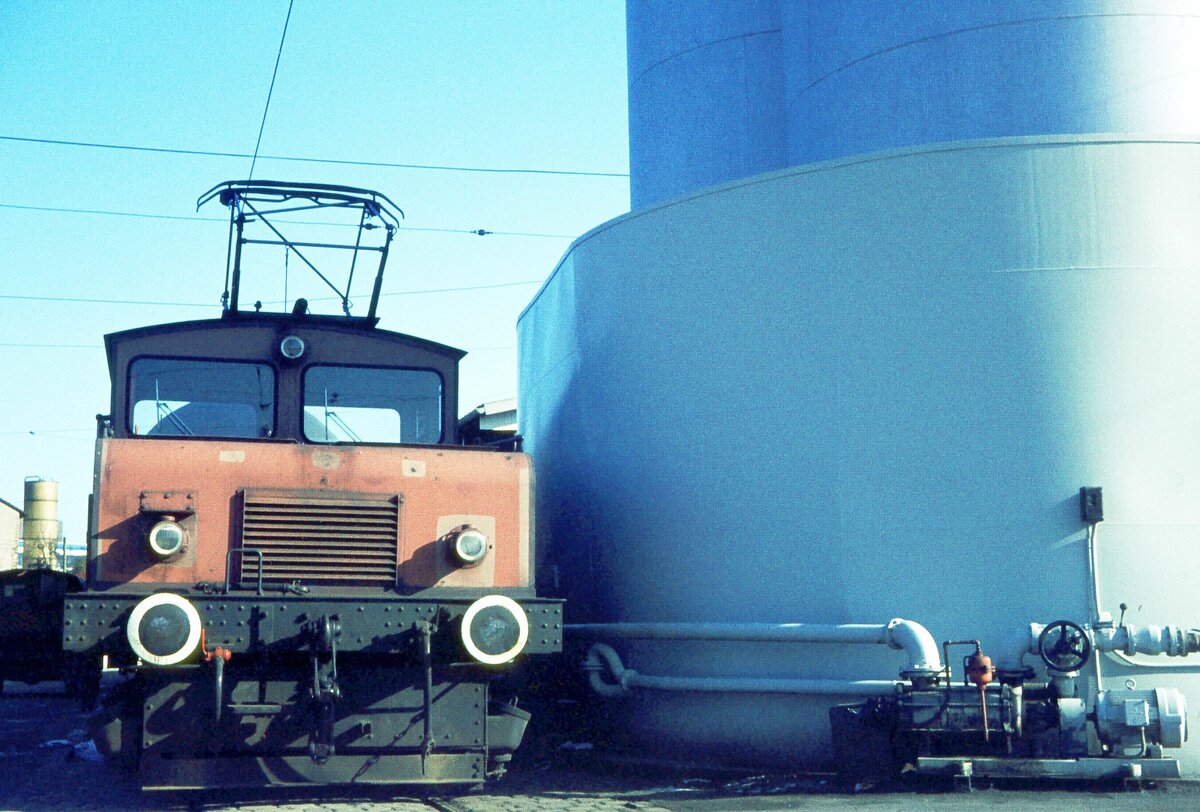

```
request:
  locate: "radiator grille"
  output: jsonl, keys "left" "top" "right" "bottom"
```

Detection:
{"left": 239, "top": 491, "right": 400, "bottom": 585}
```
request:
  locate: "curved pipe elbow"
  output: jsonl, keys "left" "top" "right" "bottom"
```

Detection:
{"left": 584, "top": 642, "right": 632, "bottom": 697}
{"left": 996, "top": 623, "right": 1041, "bottom": 670}
{"left": 886, "top": 618, "right": 942, "bottom": 674}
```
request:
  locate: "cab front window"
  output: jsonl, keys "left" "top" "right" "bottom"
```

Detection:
{"left": 129, "top": 358, "right": 276, "bottom": 438}
{"left": 303, "top": 365, "right": 442, "bottom": 444}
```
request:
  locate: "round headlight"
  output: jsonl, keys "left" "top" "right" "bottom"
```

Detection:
{"left": 452, "top": 527, "right": 489, "bottom": 567}
{"left": 147, "top": 520, "right": 185, "bottom": 558}
{"left": 127, "top": 593, "right": 202, "bottom": 666}
{"left": 461, "top": 595, "right": 528, "bottom": 665}
{"left": 280, "top": 334, "right": 306, "bottom": 360}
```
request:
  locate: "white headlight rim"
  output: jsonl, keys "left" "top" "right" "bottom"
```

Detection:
{"left": 453, "top": 527, "right": 490, "bottom": 567}
{"left": 147, "top": 519, "right": 186, "bottom": 558}
{"left": 126, "top": 593, "right": 203, "bottom": 666}
{"left": 461, "top": 594, "right": 529, "bottom": 666}
{"left": 280, "top": 334, "right": 306, "bottom": 360}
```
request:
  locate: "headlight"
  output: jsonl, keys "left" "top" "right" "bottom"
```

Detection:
{"left": 127, "top": 593, "right": 202, "bottom": 666}
{"left": 451, "top": 526, "right": 489, "bottom": 567}
{"left": 461, "top": 595, "right": 529, "bottom": 665}
{"left": 147, "top": 519, "right": 185, "bottom": 558}
{"left": 279, "top": 334, "right": 306, "bottom": 360}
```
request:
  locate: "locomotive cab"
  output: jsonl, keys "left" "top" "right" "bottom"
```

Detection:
{"left": 62, "top": 182, "right": 562, "bottom": 789}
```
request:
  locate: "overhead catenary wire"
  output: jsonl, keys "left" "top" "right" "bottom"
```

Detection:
{"left": 0, "top": 428, "right": 95, "bottom": 436}
{"left": 0, "top": 341, "right": 514, "bottom": 351}
{"left": 0, "top": 280, "right": 543, "bottom": 309}
{"left": 0, "top": 203, "right": 576, "bottom": 239}
{"left": 0, "top": 135, "right": 630, "bottom": 179}
{"left": 0, "top": 342, "right": 97, "bottom": 348}
{"left": 0, "top": 431, "right": 94, "bottom": 442}
{"left": 248, "top": 0, "right": 295, "bottom": 181}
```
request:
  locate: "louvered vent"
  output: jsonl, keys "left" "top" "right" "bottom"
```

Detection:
{"left": 239, "top": 490, "right": 400, "bottom": 585}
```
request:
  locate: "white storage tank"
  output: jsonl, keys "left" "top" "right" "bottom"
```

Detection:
{"left": 628, "top": 1, "right": 1200, "bottom": 207}
{"left": 627, "top": 0, "right": 785, "bottom": 208}
{"left": 520, "top": 0, "right": 1200, "bottom": 773}
{"left": 21, "top": 477, "right": 61, "bottom": 569}
{"left": 781, "top": 1, "right": 1200, "bottom": 166}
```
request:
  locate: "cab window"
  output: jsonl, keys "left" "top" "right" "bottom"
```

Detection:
{"left": 303, "top": 365, "right": 442, "bottom": 444}
{"left": 129, "top": 358, "right": 276, "bottom": 438}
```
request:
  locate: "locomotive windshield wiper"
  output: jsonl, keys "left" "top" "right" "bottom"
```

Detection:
{"left": 324, "top": 411, "right": 361, "bottom": 443}
{"left": 154, "top": 381, "right": 193, "bottom": 436}
{"left": 321, "top": 388, "right": 361, "bottom": 443}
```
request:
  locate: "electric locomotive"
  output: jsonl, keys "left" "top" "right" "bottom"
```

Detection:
{"left": 62, "top": 181, "right": 562, "bottom": 789}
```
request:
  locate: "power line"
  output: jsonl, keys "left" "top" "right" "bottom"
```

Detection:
{"left": 1, "top": 202, "right": 211, "bottom": 223}
{"left": 249, "top": 0, "right": 295, "bottom": 180}
{"left": 378, "top": 281, "right": 541, "bottom": 297}
{"left": 0, "top": 342, "right": 97, "bottom": 348}
{"left": 0, "top": 426, "right": 94, "bottom": 434}
{"left": 0, "top": 202, "right": 577, "bottom": 239}
{"left": 0, "top": 280, "right": 543, "bottom": 309}
{"left": 0, "top": 135, "right": 630, "bottom": 178}
{"left": 0, "top": 341, "right": 515, "bottom": 351}
{"left": 0, "top": 294, "right": 206, "bottom": 308}
{"left": 0, "top": 429, "right": 94, "bottom": 441}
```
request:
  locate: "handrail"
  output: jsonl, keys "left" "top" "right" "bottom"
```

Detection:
{"left": 225, "top": 547, "right": 264, "bottom": 596}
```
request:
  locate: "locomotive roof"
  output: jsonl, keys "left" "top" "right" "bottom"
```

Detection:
{"left": 103, "top": 314, "right": 466, "bottom": 382}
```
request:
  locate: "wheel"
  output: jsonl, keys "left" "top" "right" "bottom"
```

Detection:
{"left": 1038, "top": 620, "right": 1092, "bottom": 672}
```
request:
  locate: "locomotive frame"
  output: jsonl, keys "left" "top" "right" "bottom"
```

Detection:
{"left": 59, "top": 181, "right": 562, "bottom": 789}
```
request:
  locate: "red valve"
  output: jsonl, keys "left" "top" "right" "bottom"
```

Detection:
{"left": 200, "top": 628, "right": 232, "bottom": 663}
{"left": 966, "top": 650, "right": 994, "bottom": 689}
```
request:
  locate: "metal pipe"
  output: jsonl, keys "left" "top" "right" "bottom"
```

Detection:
{"left": 584, "top": 643, "right": 901, "bottom": 698}
{"left": 568, "top": 618, "right": 943, "bottom": 675}
{"left": 568, "top": 622, "right": 893, "bottom": 643}
{"left": 997, "top": 623, "right": 1039, "bottom": 670}
{"left": 212, "top": 656, "right": 225, "bottom": 724}
{"left": 885, "top": 618, "right": 942, "bottom": 673}
{"left": 1086, "top": 523, "right": 1106, "bottom": 691}
{"left": 1081, "top": 521, "right": 1200, "bottom": 672}
{"left": 1094, "top": 624, "right": 1200, "bottom": 658}
{"left": 1002, "top": 621, "right": 1200, "bottom": 672}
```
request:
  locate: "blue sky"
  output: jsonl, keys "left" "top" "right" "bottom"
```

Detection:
{"left": 0, "top": 1, "right": 630, "bottom": 548}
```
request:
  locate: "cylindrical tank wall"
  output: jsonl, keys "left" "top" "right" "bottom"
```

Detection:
{"left": 626, "top": 0, "right": 785, "bottom": 208}
{"left": 784, "top": 0, "right": 1200, "bottom": 166}
{"left": 627, "top": 0, "right": 1200, "bottom": 207}
{"left": 518, "top": 137, "right": 1200, "bottom": 767}
{"left": 22, "top": 478, "right": 61, "bottom": 568}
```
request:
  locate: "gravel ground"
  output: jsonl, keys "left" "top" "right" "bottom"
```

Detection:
{"left": 3, "top": 682, "right": 1200, "bottom": 811}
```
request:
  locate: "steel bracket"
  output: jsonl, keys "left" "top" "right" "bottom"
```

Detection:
{"left": 306, "top": 614, "right": 342, "bottom": 763}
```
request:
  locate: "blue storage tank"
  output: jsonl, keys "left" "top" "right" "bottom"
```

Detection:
{"left": 521, "top": 1, "right": 1200, "bottom": 771}
{"left": 629, "top": 1, "right": 1200, "bottom": 208}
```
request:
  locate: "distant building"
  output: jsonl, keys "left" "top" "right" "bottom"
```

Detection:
{"left": 0, "top": 497, "right": 21, "bottom": 570}
{"left": 457, "top": 398, "right": 517, "bottom": 447}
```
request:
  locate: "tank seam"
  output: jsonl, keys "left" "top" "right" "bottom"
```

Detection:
{"left": 787, "top": 13, "right": 1200, "bottom": 111}
{"left": 629, "top": 28, "right": 780, "bottom": 87}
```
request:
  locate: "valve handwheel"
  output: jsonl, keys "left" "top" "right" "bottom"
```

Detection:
{"left": 1038, "top": 620, "right": 1092, "bottom": 672}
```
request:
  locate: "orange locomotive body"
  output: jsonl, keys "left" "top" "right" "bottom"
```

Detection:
{"left": 93, "top": 439, "right": 531, "bottom": 591}
{"left": 61, "top": 182, "right": 561, "bottom": 789}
